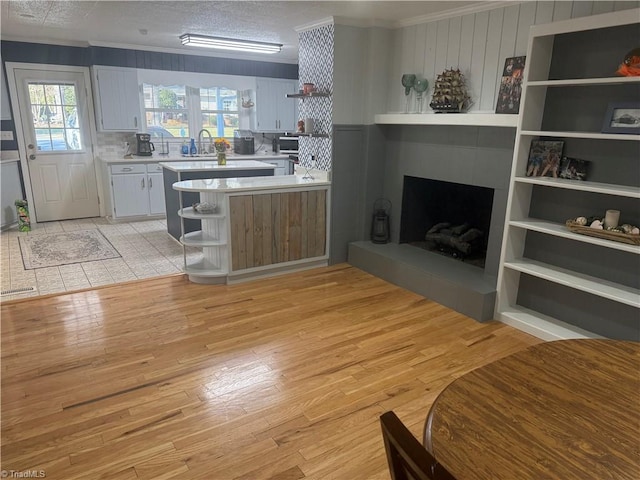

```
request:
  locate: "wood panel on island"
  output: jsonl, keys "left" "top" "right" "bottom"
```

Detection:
{"left": 172, "top": 175, "right": 331, "bottom": 284}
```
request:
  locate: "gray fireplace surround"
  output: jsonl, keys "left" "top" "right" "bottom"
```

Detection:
{"left": 346, "top": 124, "right": 516, "bottom": 321}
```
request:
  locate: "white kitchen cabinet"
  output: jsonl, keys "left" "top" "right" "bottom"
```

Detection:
{"left": 146, "top": 163, "right": 166, "bottom": 215}
{"left": 255, "top": 78, "right": 298, "bottom": 132}
{"left": 495, "top": 9, "right": 640, "bottom": 341}
{"left": 260, "top": 158, "right": 292, "bottom": 176}
{"left": 110, "top": 166, "right": 148, "bottom": 218}
{"left": 109, "top": 163, "right": 165, "bottom": 218}
{"left": 92, "top": 66, "right": 141, "bottom": 132}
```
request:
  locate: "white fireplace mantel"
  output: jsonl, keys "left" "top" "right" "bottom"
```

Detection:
{"left": 374, "top": 112, "right": 518, "bottom": 128}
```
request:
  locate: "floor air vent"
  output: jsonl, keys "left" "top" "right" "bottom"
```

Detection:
{"left": 1, "top": 287, "right": 36, "bottom": 296}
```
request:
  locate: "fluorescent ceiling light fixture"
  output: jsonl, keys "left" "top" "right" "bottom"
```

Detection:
{"left": 179, "top": 34, "right": 282, "bottom": 54}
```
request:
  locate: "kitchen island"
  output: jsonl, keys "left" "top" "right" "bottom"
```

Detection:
{"left": 99, "top": 153, "right": 292, "bottom": 221}
{"left": 161, "top": 160, "right": 276, "bottom": 240}
{"left": 172, "top": 173, "right": 331, "bottom": 284}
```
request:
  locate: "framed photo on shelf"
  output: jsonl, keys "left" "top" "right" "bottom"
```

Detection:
{"left": 495, "top": 56, "right": 526, "bottom": 114}
{"left": 526, "top": 140, "right": 564, "bottom": 177}
{"left": 558, "top": 156, "right": 590, "bottom": 181}
{"left": 602, "top": 102, "right": 640, "bottom": 134}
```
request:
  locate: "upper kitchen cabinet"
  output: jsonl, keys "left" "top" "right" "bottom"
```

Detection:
{"left": 91, "top": 66, "right": 141, "bottom": 132}
{"left": 255, "top": 78, "right": 298, "bottom": 132}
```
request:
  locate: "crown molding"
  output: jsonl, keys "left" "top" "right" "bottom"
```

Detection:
{"left": 394, "top": 1, "right": 523, "bottom": 28}
{"left": 333, "top": 16, "right": 394, "bottom": 29}
{"left": 294, "top": 17, "right": 335, "bottom": 33}
{"left": 1, "top": 35, "right": 88, "bottom": 48}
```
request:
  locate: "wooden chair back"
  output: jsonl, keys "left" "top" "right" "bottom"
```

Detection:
{"left": 380, "top": 411, "right": 457, "bottom": 480}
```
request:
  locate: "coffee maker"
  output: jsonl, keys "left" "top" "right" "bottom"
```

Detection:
{"left": 136, "top": 133, "right": 154, "bottom": 156}
{"left": 233, "top": 130, "right": 255, "bottom": 155}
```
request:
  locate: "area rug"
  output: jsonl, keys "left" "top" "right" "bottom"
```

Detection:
{"left": 19, "top": 229, "right": 121, "bottom": 269}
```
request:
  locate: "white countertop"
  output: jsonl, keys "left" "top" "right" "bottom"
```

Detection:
{"left": 100, "top": 152, "right": 291, "bottom": 164}
{"left": 173, "top": 172, "right": 330, "bottom": 193}
{"left": 160, "top": 160, "right": 276, "bottom": 172}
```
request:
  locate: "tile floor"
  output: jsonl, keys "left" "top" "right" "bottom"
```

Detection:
{"left": 1, "top": 217, "right": 195, "bottom": 302}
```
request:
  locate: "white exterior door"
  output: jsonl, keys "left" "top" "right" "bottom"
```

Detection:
{"left": 13, "top": 68, "right": 99, "bottom": 222}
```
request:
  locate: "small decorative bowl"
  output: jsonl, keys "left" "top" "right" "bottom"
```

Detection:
{"left": 193, "top": 202, "right": 217, "bottom": 214}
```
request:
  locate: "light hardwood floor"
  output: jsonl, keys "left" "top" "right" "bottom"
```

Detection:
{"left": 1, "top": 264, "right": 540, "bottom": 479}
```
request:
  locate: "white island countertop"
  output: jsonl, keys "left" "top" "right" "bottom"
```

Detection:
{"left": 160, "top": 160, "right": 276, "bottom": 172}
{"left": 100, "top": 153, "right": 292, "bottom": 164}
{"left": 173, "top": 172, "right": 330, "bottom": 193}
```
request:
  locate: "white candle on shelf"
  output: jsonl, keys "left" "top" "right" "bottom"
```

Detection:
{"left": 604, "top": 209, "right": 620, "bottom": 229}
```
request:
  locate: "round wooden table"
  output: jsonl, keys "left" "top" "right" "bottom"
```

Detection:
{"left": 424, "top": 339, "right": 640, "bottom": 480}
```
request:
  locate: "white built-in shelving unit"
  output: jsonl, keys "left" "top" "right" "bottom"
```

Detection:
{"left": 495, "top": 9, "right": 640, "bottom": 340}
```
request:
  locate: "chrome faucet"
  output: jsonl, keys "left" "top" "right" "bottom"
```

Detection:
{"left": 197, "top": 129, "right": 213, "bottom": 154}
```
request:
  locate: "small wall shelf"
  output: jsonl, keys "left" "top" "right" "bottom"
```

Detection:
{"left": 374, "top": 113, "right": 518, "bottom": 128}
{"left": 286, "top": 92, "right": 331, "bottom": 99}
{"left": 292, "top": 132, "right": 330, "bottom": 138}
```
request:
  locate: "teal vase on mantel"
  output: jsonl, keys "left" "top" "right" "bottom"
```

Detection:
{"left": 413, "top": 79, "right": 429, "bottom": 113}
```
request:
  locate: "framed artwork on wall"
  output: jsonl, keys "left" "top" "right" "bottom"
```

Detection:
{"left": 495, "top": 56, "right": 526, "bottom": 114}
{"left": 602, "top": 102, "right": 640, "bottom": 134}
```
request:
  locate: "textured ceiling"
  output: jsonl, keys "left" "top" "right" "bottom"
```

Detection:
{"left": 0, "top": 1, "right": 489, "bottom": 63}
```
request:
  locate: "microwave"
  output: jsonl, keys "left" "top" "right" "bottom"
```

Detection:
{"left": 278, "top": 136, "right": 298, "bottom": 154}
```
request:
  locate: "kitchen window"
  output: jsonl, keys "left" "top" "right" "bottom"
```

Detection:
{"left": 143, "top": 83, "right": 238, "bottom": 140}
{"left": 200, "top": 87, "right": 239, "bottom": 138}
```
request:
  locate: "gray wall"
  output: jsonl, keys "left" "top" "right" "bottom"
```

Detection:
{"left": 330, "top": 125, "right": 365, "bottom": 264}
{"left": 329, "top": 124, "right": 388, "bottom": 264}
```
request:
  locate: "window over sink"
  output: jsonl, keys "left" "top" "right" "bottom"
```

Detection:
{"left": 142, "top": 83, "right": 239, "bottom": 140}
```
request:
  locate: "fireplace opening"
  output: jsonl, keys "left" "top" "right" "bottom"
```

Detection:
{"left": 399, "top": 176, "right": 494, "bottom": 268}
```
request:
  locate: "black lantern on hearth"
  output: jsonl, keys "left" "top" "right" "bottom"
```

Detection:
{"left": 370, "top": 198, "right": 392, "bottom": 244}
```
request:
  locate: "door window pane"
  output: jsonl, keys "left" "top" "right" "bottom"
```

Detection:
{"left": 28, "top": 82, "right": 82, "bottom": 151}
